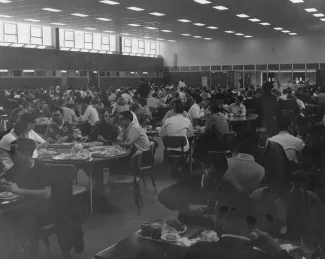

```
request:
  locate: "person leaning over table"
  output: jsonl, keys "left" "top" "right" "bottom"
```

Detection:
{"left": 117, "top": 110, "right": 151, "bottom": 169}
{"left": 45, "top": 106, "right": 86, "bottom": 143}
{"left": 56, "top": 98, "right": 78, "bottom": 123}
{"left": 228, "top": 95, "right": 246, "bottom": 116}
{"left": 32, "top": 99, "right": 51, "bottom": 118}
{"left": 130, "top": 102, "right": 151, "bottom": 128}
{"left": 1, "top": 138, "right": 84, "bottom": 259}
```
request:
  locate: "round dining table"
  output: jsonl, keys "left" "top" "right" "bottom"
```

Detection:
{"left": 37, "top": 148, "right": 131, "bottom": 213}
{"left": 226, "top": 114, "right": 258, "bottom": 122}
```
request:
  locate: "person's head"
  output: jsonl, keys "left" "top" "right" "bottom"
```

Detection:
{"left": 202, "top": 154, "right": 228, "bottom": 190}
{"left": 22, "top": 101, "right": 32, "bottom": 112}
{"left": 51, "top": 106, "right": 64, "bottom": 124}
{"left": 173, "top": 100, "right": 184, "bottom": 114}
{"left": 118, "top": 111, "right": 133, "bottom": 129}
{"left": 180, "top": 77, "right": 184, "bottom": 83}
{"left": 100, "top": 108, "right": 111, "bottom": 124}
{"left": 287, "top": 88, "right": 293, "bottom": 95}
{"left": 10, "top": 138, "right": 36, "bottom": 165}
{"left": 138, "top": 97, "right": 147, "bottom": 107}
{"left": 36, "top": 99, "right": 46, "bottom": 109}
{"left": 134, "top": 90, "right": 140, "bottom": 97}
{"left": 282, "top": 89, "right": 288, "bottom": 95}
{"left": 194, "top": 95, "right": 203, "bottom": 105}
{"left": 152, "top": 92, "right": 158, "bottom": 98}
{"left": 81, "top": 96, "right": 92, "bottom": 108}
{"left": 117, "top": 97, "right": 126, "bottom": 106}
{"left": 130, "top": 102, "right": 141, "bottom": 115}
{"left": 56, "top": 98, "right": 65, "bottom": 107}
{"left": 246, "top": 90, "right": 253, "bottom": 98}
{"left": 210, "top": 103, "right": 222, "bottom": 114}
{"left": 174, "top": 92, "right": 179, "bottom": 98}
{"left": 262, "top": 82, "right": 274, "bottom": 93}
{"left": 20, "top": 113, "right": 37, "bottom": 131}
{"left": 235, "top": 96, "right": 244, "bottom": 105}
{"left": 13, "top": 121, "right": 29, "bottom": 137}
{"left": 140, "top": 78, "right": 145, "bottom": 83}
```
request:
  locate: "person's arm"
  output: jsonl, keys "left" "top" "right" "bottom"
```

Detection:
{"left": 3, "top": 181, "right": 51, "bottom": 199}
{"left": 242, "top": 105, "right": 246, "bottom": 115}
{"left": 187, "top": 120, "right": 194, "bottom": 137}
{"left": 80, "top": 107, "right": 90, "bottom": 123}
{"left": 121, "top": 128, "right": 141, "bottom": 147}
{"left": 71, "top": 111, "right": 78, "bottom": 124}
{"left": 159, "top": 122, "right": 168, "bottom": 137}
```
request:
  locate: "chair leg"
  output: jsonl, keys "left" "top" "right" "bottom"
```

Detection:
{"left": 132, "top": 185, "right": 141, "bottom": 215}
{"left": 140, "top": 175, "right": 147, "bottom": 190}
{"left": 151, "top": 173, "right": 157, "bottom": 194}
{"left": 43, "top": 237, "right": 51, "bottom": 256}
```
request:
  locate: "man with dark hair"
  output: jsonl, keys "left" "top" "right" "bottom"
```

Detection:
{"left": 32, "top": 99, "right": 51, "bottom": 118}
{"left": 138, "top": 78, "right": 150, "bottom": 98}
{"left": 229, "top": 95, "right": 246, "bottom": 116}
{"left": 46, "top": 107, "right": 83, "bottom": 142}
{"left": 57, "top": 98, "right": 78, "bottom": 123}
{"left": 188, "top": 95, "right": 204, "bottom": 120}
{"left": 79, "top": 97, "right": 99, "bottom": 126}
{"left": 162, "top": 99, "right": 190, "bottom": 123}
{"left": 243, "top": 90, "right": 259, "bottom": 111}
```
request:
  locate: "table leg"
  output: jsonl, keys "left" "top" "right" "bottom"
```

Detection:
{"left": 89, "top": 172, "right": 93, "bottom": 214}
{"left": 189, "top": 146, "right": 193, "bottom": 175}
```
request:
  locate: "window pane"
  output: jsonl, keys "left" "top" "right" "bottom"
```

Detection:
{"left": 102, "top": 36, "right": 109, "bottom": 45}
{"left": 85, "top": 33, "right": 92, "bottom": 42}
{"left": 31, "top": 37, "right": 42, "bottom": 45}
{"left": 93, "top": 33, "right": 101, "bottom": 50}
{"left": 85, "top": 42, "right": 92, "bottom": 49}
{"left": 139, "top": 40, "right": 144, "bottom": 48}
{"left": 124, "top": 38, "right": 131, "bottom": 47}
{"left": 65, "top": 41, "right": 74, "bottom": 47}
{"left": 110, "top": 36, "right": 116, "bottom": 51}
{"left": 30, "top": 26, "right": 42, "bottom": 37}
{"left": 150, "top": 42, "right": 156, "bottom": 50}
{"left": 75, "top": 31, "right": 84, "bottom": 48}
{"left": 4, "top": 23, "right": 17, "bottom": 34}
{"left": 4, "top": 35, "right": 17, "bottom": 43}
{"left": 102, "top": 44, "right": 109, "bottom": 50}
{"left": 42, "top": 27, "right": 52, "bottom": 46}
{"left": 65, "top": 31, "right": 74, "bottom": 41}
{"left": 17, "top": 23, "right": 29, "bottom": 44}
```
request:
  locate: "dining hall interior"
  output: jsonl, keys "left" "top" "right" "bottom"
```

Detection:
{"left": 2, "top": 0, "right": 325, "bottom": 258}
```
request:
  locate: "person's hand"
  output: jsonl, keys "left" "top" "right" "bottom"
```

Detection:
{"left": 250, "top": 229, "right": 282, "bottom": 253}
{"left": 97, "top": 135, "right": 105, "bottom": 142}
{"left": 3, "top": 181, "right": 21, "bottom": 195}
{"left": 39, "top": 142, "right": 49, "bottom": 149}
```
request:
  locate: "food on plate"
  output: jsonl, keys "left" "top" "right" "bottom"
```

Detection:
{"left": 53, "top": 152, "right": 90, "bottom": 160}
{"left": 37, "top": 149, "right": 57, "bottom": 157}
{"left": 0, "top": 191, "right": 19, "bottom": 199}
{"left": 161, "top": 233, "right": 180, "bottom": 242}
{"left": 201, "top": 230, "right": 219, "bottom": 242}
{"left": 82, "top": 142, "right": 103, "bottom": 148}
{"left": 165, "top": 218, "right": 185, "bottom": 232}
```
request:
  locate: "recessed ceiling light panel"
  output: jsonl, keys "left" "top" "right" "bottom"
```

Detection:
{"left": 274, "top": 27, "right": 283, "bottom": 30}
{"left": 150, "top": 12, "right": 165, "bottom": 16}
{"left": 289, "top": 33, "right": 297, "bottom": 35}
{"left": 121, "top": 32, "right": 131, "bottom": 35}
{"left": 290, "top": 0, "right": 304, "bottom": 3}
{"left": 181, "top": 34, "right": 191, "bottom": 36}
{"left": 213, "top": 6, "right": 228, "bottom": 10}
{"left": 305, "top": 8, "right": 317, "bottom": 12}
{"left": 204, "top": 38, "right": 212, "bottom": 40}
{"left": 244, "top": 35, "right": 253, "bottom": 38}
{"left": 71, "top": 13, "right": 88, "bottom": 17}
{"left": 104, "top": 30, "right": 115, "bottom": 33}
{"left": 24, "top": 19, "right": 40, "bottom": 22}
{"left": 235, "top": 33, "right": 244, "bottom": 36}
{"left": 156, "top": 38, "right": 165, "bottom": 40}
{"left": 0, "top": 0, "right": 11, "bottom": 3}
{"left": 207, "top": 26, "right": 218, "bottom": 29}
{"left": 0, "top": 14, "right": 12, "bottom": 18}
{"left": 42, "top": 8, "right": 62, "bottom": 12}
{"left": 282, "top": 30, "right": 290, "bottom": 33}
{"left": 236, "top": 14, "right": 249, "bottom": 18}
{"left": 145, "top": 27, "right": 158, "bottom": 30}
{"left": 168, "top": 40, "right": 176, "bottom": 42}
{"left": 193, "top": 0, "right": 211, "bottom": 4}
{"left": 99, "top": 0, "right": 120, "bottom": 5}
{"left": 178, "top": 19, "right": 191, "bottom": 22}
{"left": 249, "top": 18, "right": 260, "bottom": 22}
{"left": 84, "top": 27, "right": 96, "bottom": 30}
{"left": 193, "top": 36, "right": 202, "bottom": 38}
{"left": 260, "top": 22, "right": 271, "bottom": 26}
{"left": 313, "top": 13, "right": 325, "bottom": 17}
{"left": 321, "top": 18, "right": 325, "bottom": 21}
{"left": 51, "top": 22, "right": 66, "bottom": 26}
{"left": 96, "top": 17, "right": 111, "bottom": 21}
{"left": 128, "top": 24, "right": 141, "bottom": 27}
{"left": 161, "top": 30, "right": 172, "bottom": 32}
{"left": 225, "top": 31, "right": 234, "bottom": 33}
{"left": 127, "top": 7, "right": 145, "bottom": 11}
{"left": 193, "top": 23, "right": 205, "bottom": 26}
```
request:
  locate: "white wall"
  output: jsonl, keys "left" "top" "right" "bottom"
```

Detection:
{"left": 160, "top": 35, "right": 325, "bottom": 66}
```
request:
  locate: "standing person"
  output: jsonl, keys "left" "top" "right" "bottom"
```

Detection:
{"left": 138, "top": 78, "right": 150, "bottom": 98}
{"left": 178, "top": 77, "right": 186, "bottom": 89}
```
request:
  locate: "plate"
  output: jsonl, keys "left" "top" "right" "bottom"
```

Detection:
{"left": 161, "top": 233, "right": 181, "bottom": 243}
{"left": 52, "top": 153, "right": 90, "bottom": 160}
{"left": 0, "top": 192, "right": 19, "bottom": 200}
{"left": 164, "top": 218, "right": 187, "bottom": 235}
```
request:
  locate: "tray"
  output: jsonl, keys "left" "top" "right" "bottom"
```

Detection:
{"left": 0, "top": 192, "right": 20, "bottom": 200}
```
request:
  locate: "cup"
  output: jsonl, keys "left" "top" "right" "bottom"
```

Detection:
{"left": 140, "top": 222, "right": 152, "bottom": 237}
{"left": 151, "top": 223, "right": 162, "bottom": 240}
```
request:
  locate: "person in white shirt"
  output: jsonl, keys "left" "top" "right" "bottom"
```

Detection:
{"left": 179, "top": 88, "right": 186, "bottom": 101}
{"left": 159, "top": 102, "right": 194, "bottom": 152}
{"left": 279, "top": 89, "right": 288, "bottom": 100}
{"left": 147, "top": 93, "right": 166, "bottom": 109}
{"left": 122, "top": 90, "right": 132, "bottom": 104}
{"left": 79, "top": 97, "right": 100, "bottom": 126}
{"left": 178, "top": 78, "right": 186, "bottom": 89}
{"left": 188, "top": 95, "right": 204, "bottom": 120}
{"left": 268, "top": 121, "right": 304, "bottom": 162}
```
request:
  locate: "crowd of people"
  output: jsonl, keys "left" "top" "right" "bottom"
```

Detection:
{"left": 2, "top": 77, "right": 325, "bottom": 258}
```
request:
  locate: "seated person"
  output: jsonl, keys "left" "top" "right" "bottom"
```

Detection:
{"left": 188, "top": 95, "right": 204, "bottom": 121}
{"left": 79, "top": 96, "right": 100, "bottom": 126}
{"left": 268, "top": 120, "right": 304, "bottom": 162}
{"left": 243, "top": 90, "right": 259, "bottom": 112}
{"left": 147, "top": 93, "right": 166, "bottom": 109}
{"left": 159, "top": 101, "right": 194, "bottom": 152}
{"left": 117, "top": 111, "right": 151, "bottom": 168}
{"left": 46, "top": 107, "right": 85, "bottom": 143}
{"left": 90, "top": 108, "right": 118, "bottom": 143}
{"left": 130, "top": 102, "right": 151, "bottom": 127}
{"left": 162, "top": 99, "right": 190, "bottom": 124}
{"left": 138, "top": 97, "right": 151, "bottom": 116}
{"left": 32, "top": 99, "right": 51, "bottom": 118}
{"left": 228, "top": 96, "right": 246, "bottom": 116}
{"left": 57, "top": 98, "right": 78, "bottom": 123}
{"left": 205, "top": 104, "right": 230, "bottom": 139}
{"left": 1, "top": 138, "right": 84, "bottom": 258}
{"left": 113, "top": 97, "right": 129, "bottom": 114}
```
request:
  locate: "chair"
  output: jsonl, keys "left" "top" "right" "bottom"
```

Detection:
{"left": 139, "top": 140, "right": 159, "bottom": 193}
{"left": 162, "top": 136, "right": 192, "bottom": 174}
{"left": 208, "top": 132, "right": 235, "bottom": 158}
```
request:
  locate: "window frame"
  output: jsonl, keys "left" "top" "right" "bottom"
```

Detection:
{"left": 30, "top": 26, "right": 43, "bottom": 45}
{"left": 101, "top": 35, "right": 110, "bottom": 51}
{"left": 138, "top": 40, "right": 145, "bottom": 54}
{"left": 84, "top": 33, "right": 93, "bottom": 49}
{"left": 64, "top": 30, "right": 75, "bottom": 48}
{"left": 3, "top": 22, "right": 18, "bottom": 43}
{"left": 123, "top": 38, "right": 131, "bottom": 53}
{"left": 150, "top": 42, "right": 157, "bottom": 55}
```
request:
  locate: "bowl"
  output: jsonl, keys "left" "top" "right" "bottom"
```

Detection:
{"left": 161, "top": 233, "right": 181, "bottom": 243}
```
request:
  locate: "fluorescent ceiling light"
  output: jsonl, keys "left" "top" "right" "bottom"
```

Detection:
{"left": 0, "top": 70, "right": 8, "bottom": 72}
{"left": 71, "top": 13, "right": 88, "bottom": 17}
{"left": 104, "top": 30, "right": 115, "bottom": 33}
{"left": 128, "top": 24, "right": 141, "bottom": 27}
{"left": 123, "top": 53, "right": 130, "bottom": 56}
{"left": 260, "top": 22, "right": 271, "bottom": 26}
{"left": 37, "top": 46, "right": 46, "bottom": 49}
{"left": 80, "top": 49, "right": 89, "bottom": 52}
{"left": 0, "top": 0, "right": 11, "bottom": 3}
{"left": 249, "top": 18, "right": 260, "bottom": 22}
{"left": 181, "top": 34, "right": 191, "bottom": 36}
{"left": 42, "top": 8, "right": 61, "bottom": 12}
{"left": 282, "top": 30, "right": 290, "bottom": 33}
{"left": 0, "top": 42, "right": 10, "bottom": 46}
{"left": 120, "top": 32, "right": 131, "bottom": 35}
{"left": 146, "top": 27, "right": 158, "bottom": 30}
{"left": 60, "top": 47, "right": 70, "bottom": 51}
{"left": 305, "top": 8, "right": 317, "bottom": 12}
{"left": 213, "top": 6, "right": 228, "bottom": 10}
{"left": 150, "top": 12, "right": 165, "bottom": 16}
{"left": 235, "top": 33, "right": 244, "bottom": 36}
{"left": 321, "top": 18, "right": 325, "bottom": 21}
{"left": 290, "top": 0, "right": 304, "bottom": 3}
{"left": 99, "top": 0, "right": 120, "bottom": 5}
{"left": 289, "top": 33, "right": 297, "bottom": 35}
{"left": 23, "top": 70, "right": 34, "bottom": 72}
{"left": 24, "top": 44, "right": 37, "bottom": 48}
{"left": 127, "top": 7, "right": 145, "bottom": 11}
{"left": 70, "top": 48, "right": 81, "bottom": 51}
{"left": 178, "top": 19, "right": 191, "bottom": 22}
{"left": 0, "top": 14, "right": 12, "bottom": 18}
{"left": 193, "top": 36, "right": 202, "bottom": 38}
{"left": 168, "top": 40, "right": 176, "bottom": 42}
{"left": 193, "top": 0, "right": 211, "bottom": 4}
{"left": 207, "top": 26, "right": 218, "bottom": 29}
{"left": 193, "top": 23, "right": 205, "bottom": 26}
{"left": 274, "top": 27, "right": 283, "bottom": 30}
{"left": 313, "top": 13, "right": 325, "bottom": 17}
{"left": 161, "top": 30, "right": 172, "bottom": 32}
{"left": 51, "top": 22, "right": 66, "bottom": 26}
{"left": 84, "top": 27, "right": 96, "bottom": 30}
{"left": 204, "top": 38, "right": 212, "bottom": 40}
{"left": 244, "top": 35, "right": 253, "bottom": 38}
{"left": 96, "top": 17, "right": 111, "bottom": 21}
{"left": 24, "top": 19, "right": 40, "bottom": 22}
{"left": 237, "top": 14, "right": 249, "bottom": 18}
{"left": 156, "top": 38, "right": 165, "bottom": 40}
{"left": 11, "top": 43, "right": 24, "bottom": 47}
{"left": 225, "top": 31, "right": 234, "bottom": 33}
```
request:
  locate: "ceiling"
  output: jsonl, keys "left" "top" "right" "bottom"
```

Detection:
{"left": 1, "top": 0, "right": 325, "bottom": 42}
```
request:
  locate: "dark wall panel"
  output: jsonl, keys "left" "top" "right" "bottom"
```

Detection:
{"left": 0, "top": 78, "right": 61, "bottom": 89}
{"left": 0, "top": 47, "right": 163, "bottom": 71}
{"left": 66, "top": 78, "right": 89, "bottom": 89}
{"left": 99, "top": 78, "right": 164, "bottom": 89}
{"left": 163, "top": 72, "right": 210, "bottom": 86}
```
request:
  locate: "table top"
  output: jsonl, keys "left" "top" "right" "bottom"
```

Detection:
{"left": 0, "top": 196, "right": 35, "bottom": 216}
{"left": 145, "top": 127, "right": 205, "bottom": 137}
{"left": 227, "top": 114, "right": 258, "bottom": 122}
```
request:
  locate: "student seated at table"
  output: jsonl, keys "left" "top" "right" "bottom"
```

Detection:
{"left": 130, "top": 102, "right": 151, "bottom": 128}
{"left": 32, "top": 99, "right": 51, "bottom": 118}
{"left": 188, "top": 95, "right": 205, "bottom": 121}
{"left": 78, "top": 96, "right": 100, "bottom": 126}
{"left": 162, "top": 99, "right": 190, "bottom": 124}
{"left": 46, "top": 106, "right": 85, "bottom": 143}
{"left": 117, "top": 111, "right": 151, "bottom": 168}
{"left": 1, "top": 138, "right": 84, "bottom": 259}
{"left": 228, "top": 96, "right": 246, "bottom": 116}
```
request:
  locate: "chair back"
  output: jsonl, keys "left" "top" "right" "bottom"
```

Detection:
{"left": 246, "top": 109, "right": 256, "bottom": 116}
{"left": 281, "top": 109, "right": 294, "bottom": 120}
{"left": 149, "top": 107, "right": 157, "bottom": 114}
{"left": 221, "top": 132, "right": 235, "bottom": 150}
{"left": 163, "top": 136, "right": 187, "bottom": 152}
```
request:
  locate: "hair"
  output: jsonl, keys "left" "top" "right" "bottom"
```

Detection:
{"left": 119, "top": 110, "right": 133, "bottom": 122}
{"left": 13, "top": 121, "right": 29, "bottom": 136}
{"left": 11, "top": 138, "right": 36, "bottom": 157}
{"left": 194, "top": 95, "right": 203, "bottom": 104}
{"left": 81, "top": 96, "right": 92, "bottom": 104}
{"left": 237, "top": 96, "right": 244, "bottom": 102}
{"left": 22, "top": 101, "right": 31, "bottom": 109}
{"left": 51, "top": 106, "right": 64, "bottom": 114}
{"left": 174, "top": 92, "right": 180, "bottom": 98}
{"left": 56, "top": 98, "right": 65, "bottom": 107}
{"left": 152, "top": 92, "right": 158, "bottom": 98}
{"left": 20, "top": 113, "right": 37, "bottom": 124}
{"left": 262, "top": 82, "right": 274, "bottom": 93}
{"left": 100, "top": 108, "right": 109, "bottom": 115}
{"left": 246, "top": 90, "right": 253, "bottom": 98}
{"left": 278, "top": 119, "right": 290, "bottom": 132}
{"left": 130, "top": 102, "right": 140, "bottom": 112}
{"left": 117, "top": 97, "right": 126, "bottom": 106}
{"left": 174, "top": 101, "right": 184, "bottom": 114}
{"left": 210, "top": 104, "right": 222, "bottom": 114}
{"left": 283, "top": 89, "right": 288, "bottom": 95}
{"left": 138, "top": 97, "right": 147, "bottom": 107}
{"left": 140, "top": 78, "right": 145, "bottom": 82}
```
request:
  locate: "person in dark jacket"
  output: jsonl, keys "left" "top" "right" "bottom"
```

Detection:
{"left": 137, "top": 78, "right": 150, "bottom": 98}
